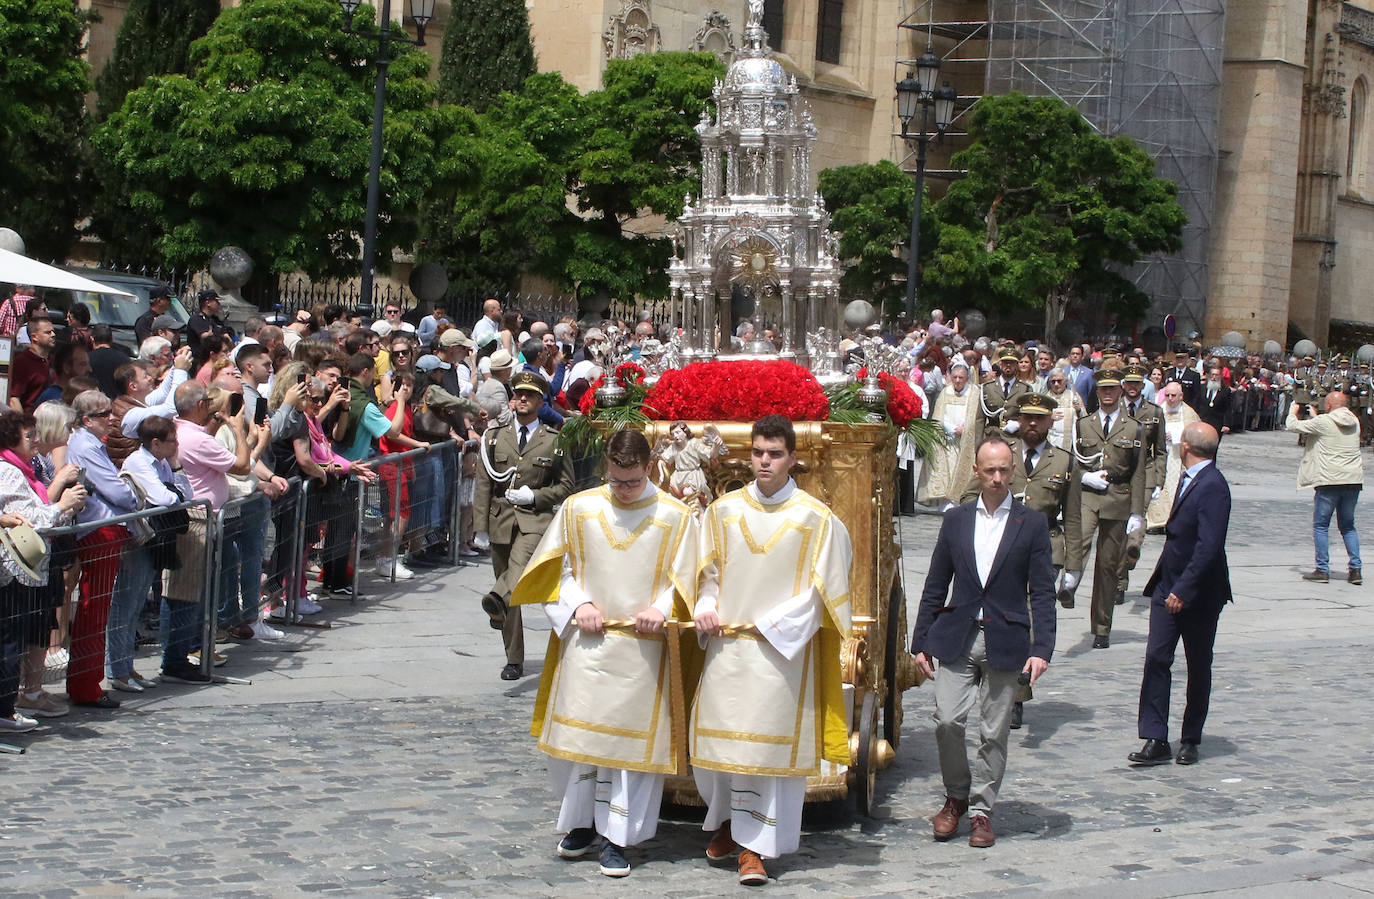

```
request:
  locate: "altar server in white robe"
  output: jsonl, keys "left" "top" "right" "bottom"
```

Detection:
{"left": 918, "top": 363, "right": 980, "bottom": 509}
{"left": 690, "top": 414, "right": 853, "bottom": 886}
{"left": 512, "top": 429, "right": 697, "bottom": 878}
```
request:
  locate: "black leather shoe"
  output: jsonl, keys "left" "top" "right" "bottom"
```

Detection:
{"left": 1175, "top": 742, "right": 1199, "bottom": 765}
{"left": 74, "top": 692, "right": 121, "bottom": 709}
{"left": 1093, "top": 635, "right": 1110, "bottom": 649}
{"left": 500, "top": 663, "right": 523, "bottom": 681}
{"left": 481, "top": 592, "right": 507, "bottom": 630}
{"left": 1009, "top": 701, "right": 1023, "bottom": 730}
{"left": 1128, "top": 738, "right": 1173, "bottom": 766}
{"left": 1057, "top": 589, "right": 1075, "bottom": 609}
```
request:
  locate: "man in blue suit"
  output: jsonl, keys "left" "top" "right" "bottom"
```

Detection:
{"left": 1129, "top": 422, "right": 1231, "bottom": 767}
{"left": 913, "top": 437, "right": 1057, "bottom": 849}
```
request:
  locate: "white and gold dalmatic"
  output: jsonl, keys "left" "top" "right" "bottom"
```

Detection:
{"left": 690, "top": 479, "right": 852, "bottom": 858}
{"left": 512, "top": 482, "right": 697, "bottom": 847}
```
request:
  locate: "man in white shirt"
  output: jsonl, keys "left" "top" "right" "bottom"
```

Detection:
{"left": 471, "top": 298, "right": 502, "bottom": 346}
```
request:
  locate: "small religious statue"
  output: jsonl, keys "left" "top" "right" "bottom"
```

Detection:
{"left": 652, "top": 421, "right": 727, "bottom": 510}
{"left": 748, "top": 0, "right": 765, "bottom": 24}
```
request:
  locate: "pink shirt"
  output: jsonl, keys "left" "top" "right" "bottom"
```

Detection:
{"left": 173, "top": 416, "right": 236, "bottom": 510}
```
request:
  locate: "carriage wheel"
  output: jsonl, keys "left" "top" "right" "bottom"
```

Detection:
{"left": 882, "top": 582, "right": 904, "bottom": 747}
{"left": 853, "top": 690, "right": 879, "bottom": 818}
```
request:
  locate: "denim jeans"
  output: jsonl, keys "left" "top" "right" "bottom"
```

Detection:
{"left": 160, "top": 598, "right": 201, "bottom": 670}
{"left": 107, "top": 544, "right": 157, "bottom": 679}
{"left": 237, "top": 494, "right": 270, "bottom": 624}
{"left": 1314, "top": 484, "right": 1362, "bottom": 572}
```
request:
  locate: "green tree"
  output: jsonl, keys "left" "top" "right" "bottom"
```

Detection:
{"left": 818, "top": 160, "right": 937, "bottom": 318}
{"left": 927, "top": 93, "right": 1186, "bottom": 339}
{"left": 94, "top": 0, "right": 221, "bottom": 120}
{"left": 422, "top": 51, "right": 724, "bottom": 301}
{"left": 0, "top": 0, "right": 92, "bottom": 260}
{"left": 436, "top": 0, "right": 535, "bottom": 112}
{"left": 94, "top": 0, "right": 440, "bottom": 277}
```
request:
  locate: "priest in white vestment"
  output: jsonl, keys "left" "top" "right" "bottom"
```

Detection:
{"left": 512, "top": 430, "right": 698, "bottom": 878}
{"left": 1145, "top": 381, "right": 1201, "bottom": 530}
{"left": 918, "top": 363, "right": 979, "bottom": 508}
{"left": 690, "top": 415, "right": 853, "bottom": 886}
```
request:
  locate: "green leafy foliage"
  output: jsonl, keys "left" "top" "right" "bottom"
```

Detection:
{"left": 925, "top": 93, "right": 1185, "bottom": 336}
{"left": 436, "top": 0, "right": 535, "bottom": 112}
{"left": 421, "top": 51, "right": 724, "bottom": 300}
{"left": 818, "top": 160, "right": 937, "bottom": 318}
{"left": 94, "top": 0, "right": 221, "bottom": 120}
{"left": 94, "top": 0, "right": 440, "bottom": 277}
{"left": 0, "top": 0, "right": 93, "bottom": 260}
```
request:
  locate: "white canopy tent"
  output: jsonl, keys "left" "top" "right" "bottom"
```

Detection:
{"left": 0, "top": 247, "right": 134, "bottom": 298}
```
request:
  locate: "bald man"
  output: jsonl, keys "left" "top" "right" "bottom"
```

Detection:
{"left": 1129, "top": 423, "right": 1231, "bottom": 767}
{"left": 1287, "top": 391, "right": 1364, "bottom": 584}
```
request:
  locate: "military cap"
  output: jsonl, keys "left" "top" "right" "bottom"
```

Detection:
{"left": 1338, "top": 355, "right": 1350, "bottom": 365}
{"left": 1303, "top": 355, "right": 1316, "bottom": 363}
{"left": 511, "top": 370, "right": 550, "bottom": 396}
{"left": 1121, "top": 364, "right": 1148, "bottom": 383}
{"left": 1317, "top": 359, "right": 1329, "bottom": 367}
{"left": 995, "top": 347, "right": 1021, "bottom": 364}
{"left": 1017, "top": 394, "right": 1055, "bottom": 416}
{"left": 1094, "top": 368, "right": 1123, "bottom": 388}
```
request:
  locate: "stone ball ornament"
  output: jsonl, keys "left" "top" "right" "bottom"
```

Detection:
{"left": 961, "top": 310, "right": 987, "bottom": 341}
{"left": 209, "top": 246, "right": 253, "bottom": 291}
{"left": 1221, "top": 331, "right": 1246, "bottom": 348}
{"left": 1293, "top": 339, "right": 1318, "bottom": 358}
{"left": 1358, "top": 344, "right": 1374, "bottom": 364}
{"left": 1263, "top": 340, "right": 1283, "bottom": 359}
{"left": 408, "top": 263, "right": 448, "bottom": 304}
{"left": 843, "top": 300, "right": 876, "bottom": 332}
{"left": 0, "top": 228, "right": 25, "bottom": 255}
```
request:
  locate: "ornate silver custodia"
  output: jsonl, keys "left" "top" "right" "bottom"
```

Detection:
{"left": 667, "top": 0, "right": 842, "bottom": 367}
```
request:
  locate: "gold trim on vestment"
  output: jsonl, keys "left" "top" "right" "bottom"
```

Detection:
{"left": 550, "top": 715, "right": 650, "bottom": 740}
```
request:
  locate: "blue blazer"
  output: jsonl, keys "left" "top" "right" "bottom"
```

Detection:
{"left": 1143, "top": 461, "right": 1232, "bottom": 610}
{"left": 912, "top": 498, "right": 1058, "bottom": 671}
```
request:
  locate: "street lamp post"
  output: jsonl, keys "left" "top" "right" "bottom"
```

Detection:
{"left": 896, "top": 50, "right": 956, "bottom": 322}
{"left": 339, "top": 0, "right": 436, "bottom": 309}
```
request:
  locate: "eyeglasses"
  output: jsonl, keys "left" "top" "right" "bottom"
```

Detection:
{"left": 392, "top": 349, "right": 410, "bottom": 357}
{"left": 307, "top": 394, "right": 324, "bottom": 404}
{"left": 606, "top": 476, "right": 645, "bottom": 490}
{"left": 87, "top": 409, "right": 113, "bottom": 418}
{"left": 385, "top": 309, "right": 401, "bottom": 316}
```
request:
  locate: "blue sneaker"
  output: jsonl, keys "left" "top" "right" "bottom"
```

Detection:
{"left": 598, "top": 841, "right": 630, "bottom": 877}
{"left": 557, "top": 827, "right": 598, "bottom": 859}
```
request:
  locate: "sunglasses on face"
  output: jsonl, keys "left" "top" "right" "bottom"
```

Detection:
{"left": 87, "top": 409, "right": 113, "bottom": 418}
{"left": 392, "top": 349, "right": 410, "bottom": 357}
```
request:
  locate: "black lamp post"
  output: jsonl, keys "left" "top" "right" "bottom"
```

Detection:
{"left": 896, "top": 49, "right": 956, "bottom": 322}
{"left": 339, "top": 0, "right": 436, "bottom": 308}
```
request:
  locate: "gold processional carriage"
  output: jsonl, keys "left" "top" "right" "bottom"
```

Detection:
{"left": 639, "top": 420, "right": 924, "bottom": 816}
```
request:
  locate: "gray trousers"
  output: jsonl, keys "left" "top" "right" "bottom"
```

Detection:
{"left": 933, "top": 629, "right": 1021, "bottom": 816}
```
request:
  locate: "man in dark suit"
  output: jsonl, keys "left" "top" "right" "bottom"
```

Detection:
{"left": 1195, "top": 365, "right": 1232, "bottom": 438}
{"left": 913, "top": 437, "right": 1057, "bottom": 848}
{"left": 1128, "top": 422, "right": 1231, "bottom": 767}
{"left": 1167, "top": 350, "right": 1202, "bottom": 410}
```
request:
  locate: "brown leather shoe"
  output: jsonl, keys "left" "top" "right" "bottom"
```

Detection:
{"left": 968, "top": 813, "right": 996, "bottom": 848}
{"left": 932, "top": 796, "right": 968, "bottom": 841}
{"left": 1302, "top": 569, "right": 1329, "bottom": 583}
{"left": 737, "top": 848, "right": 768, "bottom": 886}
{"left": 1350, "top": 568, "right": 1363, "bottom": 585}
{"left": 706, "top": 821, "right": 737, "bottom": 861}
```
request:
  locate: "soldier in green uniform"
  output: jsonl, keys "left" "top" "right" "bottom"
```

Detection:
{"left": 960, "top": 393, "right": 1080, "bottom": 729}
{"left": 977, "top": 346, "right": 1034, "bottom": 442}
{"left": 1059, "top": 368, "right": 1147, "bottom": 649}
{"left": 474, "top": 371, "right": 575, "bottom": 681}
{"left": 1116, "top": 364, "right": 1167, "bottom": 603}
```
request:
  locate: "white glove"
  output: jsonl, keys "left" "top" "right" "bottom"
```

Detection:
{"left": 1060, "top": 570, "right": 1081, "bottom": 592}
{"left": 473, "top": 531, "right": 490, "bottom": 549}
{"left": 1126, "top": 514, "right": 1144, "bottom": 535}
{"left": 1002, "top": 419, "right": 1020, "bottom": 435}
{"left": 1081, "top": 470, "right": 1110, "bottom": 490}
{"left": 505, "top": 485, "right": 535, "bottom": 506}
{"left": 1151, "top": 486, "right": 1162, "bottom": 502}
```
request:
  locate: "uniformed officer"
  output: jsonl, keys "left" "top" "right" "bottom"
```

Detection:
{"left": 1059, "top": 367, "right": 1147, "bottom": 649}
{"left": 1116, "top": 364, "right": 1167, "bottom": 602}
{"left": 960, "top": 393, "right": 1081, "bottom": 729}
{"left": 978, "top": 346, "right": 1034, "bottom": 442}
{"left": 1312, "top": 359, "right": 1333, "bottom": 405}
{"left": 474, "top": 371, "right": 575, "bottom": 680}
{"left": 1357, "top": 362, "right": 1374, "bottom": 445}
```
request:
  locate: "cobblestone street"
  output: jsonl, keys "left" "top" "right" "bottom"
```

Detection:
{"left": 4, "top": 429, "right": 1374, "bottom": 897}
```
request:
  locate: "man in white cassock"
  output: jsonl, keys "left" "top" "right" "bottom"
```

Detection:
{"left": 511, "top": 429, "right": 697, "bottom": 878}
{"left": 690, "top": 414, "right": 853, "bottom": 886}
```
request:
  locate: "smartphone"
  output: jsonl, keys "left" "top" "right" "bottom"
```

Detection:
{"left": 297, "top": 371, "right": 307, "bottom": 385}
{"left": 228, "top": 392, "right": 244, "bottom": 417}
{"left": 254, "top": 396, "right": 268, "bottom": 426}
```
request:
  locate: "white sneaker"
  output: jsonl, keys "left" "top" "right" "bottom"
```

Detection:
{"left": 0, "top": 712, "right": 38, "bottom": 733}
{"left": 375, "top": 557, "right": 414, "bottom": 580}
{"left": 392, "top": 558, "right": 415, "bottom": 579}
{"left": 251, "top": 619, "right": 284, "bottom": 640}
{"left": 296, "top": 595, "right": 323, "bottom": 615}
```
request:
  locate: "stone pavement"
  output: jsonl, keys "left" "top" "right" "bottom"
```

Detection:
{"left": 4, "top": 429, "right": 1374, "bottom": 897}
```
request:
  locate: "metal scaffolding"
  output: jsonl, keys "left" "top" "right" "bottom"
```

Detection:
{"left": 898, "top": 0, "right": 1226, "bottom": 337}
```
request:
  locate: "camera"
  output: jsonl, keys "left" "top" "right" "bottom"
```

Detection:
{"left": 75, "top": 467, "right": 95, "bottom": 495}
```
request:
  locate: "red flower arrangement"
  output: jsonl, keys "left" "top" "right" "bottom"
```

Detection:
{"left": 856, "top": 367, "right": 924, "bottom": 427}
{"left": 645, "top": 360, "right": 829, "bottom": 422}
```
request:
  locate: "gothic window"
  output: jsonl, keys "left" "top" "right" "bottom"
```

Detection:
{"left": 815, "top": 0, "right": 843, "bottom": 64}
{"left": 763, "top": 0, "right": 785, "bottom": 53}
{"left": 1349, "top": 76, "right": 1368, "bottom": 197}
